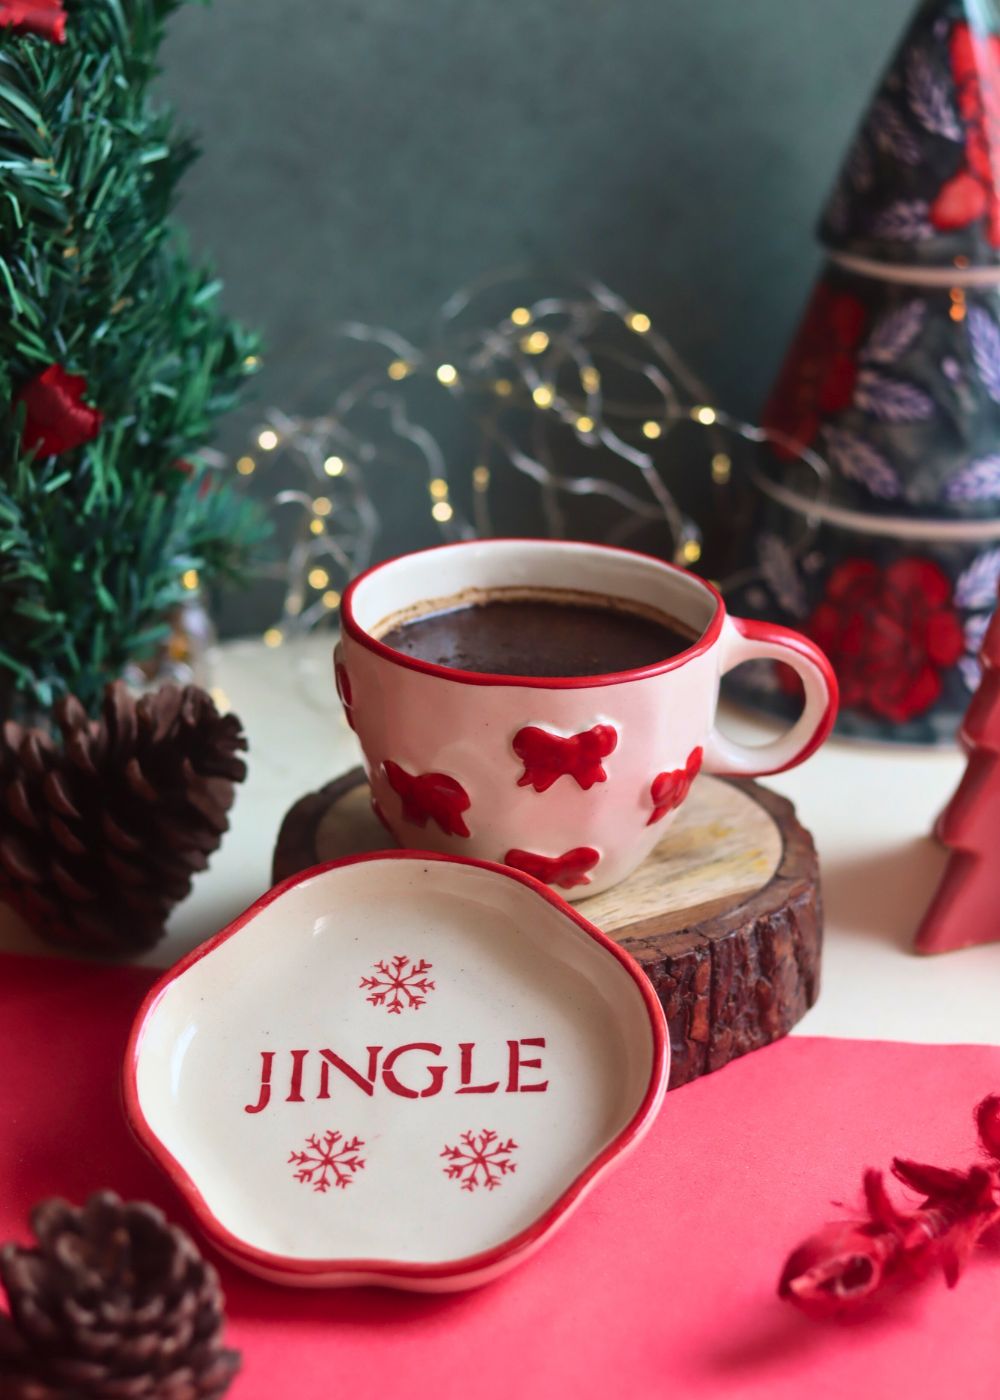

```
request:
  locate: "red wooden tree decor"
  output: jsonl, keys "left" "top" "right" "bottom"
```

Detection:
{"left": 916, "top": 601, "right": 1000, "bottom": 954}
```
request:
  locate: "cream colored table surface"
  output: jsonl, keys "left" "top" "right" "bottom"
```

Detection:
{"left": 1, "top": 635, "right": 996, "bottom": 1045}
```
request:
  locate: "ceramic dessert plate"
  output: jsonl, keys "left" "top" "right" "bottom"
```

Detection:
{"left": 124, "top": 851, "right": 668, "bottom": 1291}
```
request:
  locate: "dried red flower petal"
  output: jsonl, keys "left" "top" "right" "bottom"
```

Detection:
{"left": 779, "top": 1095, "right": 1000, "bottom": 1320}
{"left": 976, "top": 1094, "right": 1000, "bottom": 1162}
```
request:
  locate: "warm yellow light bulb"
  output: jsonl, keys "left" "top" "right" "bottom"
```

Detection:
{"left": 521, "top": 330, "right": 549, "bottom": 354}
{"left": 257, "top": 429, "right": 279, "bottom": 451}
{"left": 387, "top": 359, "right": 411, "bottom": 381}
{"left": 308, "top": 567, "right": 330, "bottom": 589}
{"left": 711, "top": 452, "right": 732, "bottom": 484}
{"left": 532, "top": 384, "right": 555, "bottom": 409}
{"left": 581, "top": 367, "right": 601, "bottom": 393}
{"left": 310, "top": 519, "right": 325, "bottom": 536}
{"left": 692, "top": 405, "right": 717, "bottom": 426}
{"left": 181, "top": 568, "right": 199, "bottom": 591}
{"left": 429, "top": 477, "right": 449, "bottom": 499}
{"left": 642, "top": 420, "right": 662, "bottom": 440}
{"left": 432, "top": 501, "right": 454, "bottom": 522}
{"left": 436, "top": 363, "right": 459, "bottom": 386}
{"left": 236, "top": 456, "right": 256, "bottom": 476}
{"left": 322, "top": 590, "right": 341, "bottom": 609}
{"left": 263, "top": 627, "right": 284, "bottom": 648}
{"left": 313, "top": 497, "right": 332, "bottom": 516}
{"left": 682, "top": 539, "right": 702, "bottom": 564}
{"left": 323, "top": 455, "right": 345, "bottom": 476}
{"left": 576, "top": 415, "right": 595, "bottom": 433}
{"left": 243, "top": 355, "right": 260, "bottom": 370}
{"left": 510, "top": 306, "right": 532, "bottom": 326}
{"left": 472, "top": 465, "right": 490, "bottom": 489}
{"left": 494, "top": 378, "right": 513, "bottom": 397}
{"left": 627, "top": 312, "right": 651, "bottom": 334}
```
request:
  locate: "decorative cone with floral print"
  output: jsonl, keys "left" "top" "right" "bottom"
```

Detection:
{"left": 729, "top": 0, "right": 1000, "bottom": 742}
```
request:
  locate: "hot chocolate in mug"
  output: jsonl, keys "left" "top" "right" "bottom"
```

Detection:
{"left": 336, "top": 540, "right": 838, "bottom": 899}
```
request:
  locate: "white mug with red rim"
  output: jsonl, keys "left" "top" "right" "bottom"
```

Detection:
{"left": 337, "top": 540, "right": 837, "bottom": 899}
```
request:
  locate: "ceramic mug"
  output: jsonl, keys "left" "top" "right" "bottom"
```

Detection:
{"left": 336, "top": 539, "right": 838, "bottom": 899}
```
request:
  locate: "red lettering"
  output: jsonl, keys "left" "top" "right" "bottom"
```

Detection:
{"left": 506, "top": 1037, "right": 548, "bottom": 1093}
{"left": 244, "top": 1050, "right": 274, "bottom": 1114}
{"left": 382, "top": 1043, "right": 447, "bottom": 1099}
{"left": 456, "top": 1041, "right": 500, "bottom": 1094}
{"left": 318, "top": 1046, "right": 381, "bottom": 1098}
{"left": 286, "top": 1048, "right": 309, "bottom": 1102}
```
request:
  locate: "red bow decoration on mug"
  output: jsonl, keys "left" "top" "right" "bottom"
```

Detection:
{"left": 382, "top": 761, "right": 471, "bottom": 838}
{"left": 512, "top": 724, "right": 618, "bottom": 793}
{"left": 503, "top": 846, "right": 600, "bottom": 890}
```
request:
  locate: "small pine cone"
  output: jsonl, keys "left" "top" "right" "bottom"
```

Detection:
{"left": 0, "top": 681, "right": 247, "bottom": 955}
{"left": 0, "top": 1192, "right": 240, "bottom": 1399}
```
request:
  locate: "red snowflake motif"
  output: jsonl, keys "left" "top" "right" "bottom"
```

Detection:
{"left": 334, "top": 661, "right": 356, "bottom": 732}
{"left": 441, "top": 1130, "right": 518, "bottom": 1192}
{"left": 0, "top": 0, "right": 66, "bottom": 41}
{"left": 512, "top": 723, "right": 618, "bottom": 793}
{"left": 288, "top": 1130, "right": 366, "bottom": 1192}
{"left": 16, "top": 364, "right": 103, "bottom": 457}
{"left": 503, "top": 845, "right": 600, "bottom": 890}
{"left": 930, "top": 24, "right": 1000, "bottom": 248}
{"left": 647, "top": 745, "right": 704, "bottom": 825}
{"left": 359, "top": 954, "right": 435, "bottom": 1014}
{"left": 382, "top": 760, "right": 471, "bottom": 837}
{"left": 791, "top": 558, "right": 964, "bottom": 723}
{"left": 762, "top": 284, "right": 866, "bottom": 461}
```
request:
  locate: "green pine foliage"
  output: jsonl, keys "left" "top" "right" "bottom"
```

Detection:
{"left": 0, "top": 0, "right": 268, "bottom": 714}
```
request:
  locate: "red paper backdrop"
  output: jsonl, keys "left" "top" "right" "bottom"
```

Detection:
{"left": 2, "top": 953, "right": 999, "bottom": 1399}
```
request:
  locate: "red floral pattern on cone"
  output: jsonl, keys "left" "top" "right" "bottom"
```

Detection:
{"left": 647, "top": 746, "right": 704, "bottom": 825}
{"left": 0, "top": 0, "right": 66, "bottom": 41}
{"left": 382, "top": 760, "right": 471, "bottom": 837}
{"left": 793, "top": 558, "right": 964, "bottom": 723}
{"left": 512, "top": 723, "right": 617, "bottom": 793}
{"left": 930, "top": 24, "right": 1000, "bottom": 247}
{"left": 503, "top": 845, "right": 600, "bottom": 890}
{"left": 762, "top": 285, "right": 866, "bottom": 461}
{"left": 16, "top": 364, "right": 103, "bottom": 456}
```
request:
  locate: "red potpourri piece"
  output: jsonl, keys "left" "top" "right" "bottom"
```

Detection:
{"left": 779, "top": 1094, "right": 1000, "bottom": 1319}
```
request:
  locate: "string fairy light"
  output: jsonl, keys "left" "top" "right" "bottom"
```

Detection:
{"left": 234, "top": 269, "right": 833, "bottom": 645}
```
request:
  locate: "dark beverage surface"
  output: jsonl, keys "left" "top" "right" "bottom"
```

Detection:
{"left": 378, "top": 595, "right": 697, "bottom": 677}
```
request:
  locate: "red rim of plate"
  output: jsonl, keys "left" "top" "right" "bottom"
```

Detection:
{"left": 123, "top": 850, "right": 669, "bottom": 1287}
{"left": 340, "top": 538, "right": 726, "bottom": 689}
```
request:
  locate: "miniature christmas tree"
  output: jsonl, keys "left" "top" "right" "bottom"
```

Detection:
{"left": 915, "top": 596, "right": 1000, "bottom": 952}
{"left": 0, "top": 0, "right": 266, "bottom": 719}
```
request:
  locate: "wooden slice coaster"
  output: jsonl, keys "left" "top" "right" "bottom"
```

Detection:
{"left": 273, "top": 770, "right": 821, "bottom": 1089}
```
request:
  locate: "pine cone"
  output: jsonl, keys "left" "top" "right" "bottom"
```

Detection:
{"left": 0, "top": 682, "right": 247, "bottom": 954}
{"left": 0, "top": 1192, "right": 240, "bottom": 1399}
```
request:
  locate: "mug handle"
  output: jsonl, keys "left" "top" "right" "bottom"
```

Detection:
{"left": 702, "top": 617, "right": 839, "bottom": 778}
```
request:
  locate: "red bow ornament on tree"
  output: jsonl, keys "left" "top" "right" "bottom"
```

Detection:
{"left": 0, "top": 0, "right": 66, "bottom": 41}
{"left": 16, "top": 365, "right": 103, "bottom": 457}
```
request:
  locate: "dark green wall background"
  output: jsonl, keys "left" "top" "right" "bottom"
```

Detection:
{"left": 158, "top": 0, "right": 913, "bottom": 635}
